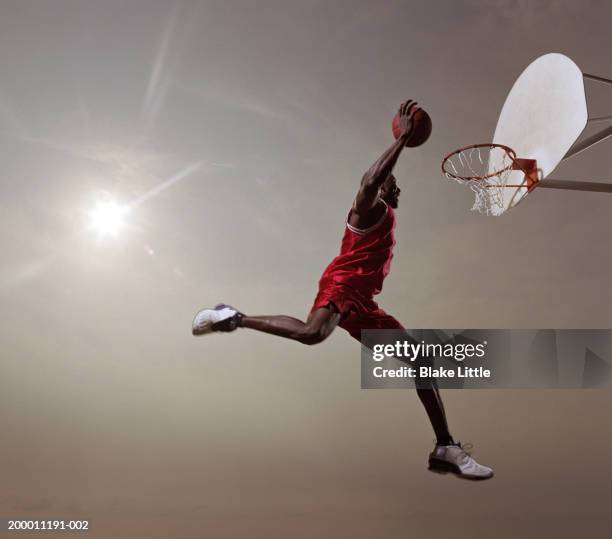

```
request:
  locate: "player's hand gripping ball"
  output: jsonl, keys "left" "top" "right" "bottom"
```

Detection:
{"left": 392, "top": 102, "right": 432, "bottom": 147}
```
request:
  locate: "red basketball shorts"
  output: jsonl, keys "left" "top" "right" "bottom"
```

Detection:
{"left": 310, "top": 282, "right": 404, "bottom": 342}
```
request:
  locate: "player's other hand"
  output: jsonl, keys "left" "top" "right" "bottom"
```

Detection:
{"left": 397, "top": 100, "right": 420, "bottom": 139}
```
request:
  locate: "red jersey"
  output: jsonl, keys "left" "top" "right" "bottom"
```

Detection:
{"left": 318, "top": 201, "right": 396, "bottom": 297}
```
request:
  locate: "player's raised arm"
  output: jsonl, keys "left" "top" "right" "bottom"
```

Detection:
{"left": 353, "top": 101, "right": 419, "bottom": 214}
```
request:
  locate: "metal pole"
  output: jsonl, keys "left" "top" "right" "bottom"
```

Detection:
{"left": 588, "top": 115, "right": 612, "bottom": 123}
{"left": 538, "top": 179, "right": 612, "bottom": 194}
{"left": 563, "top": 124, "right": 612, "bottom": 160}
{"left": 584, "top": 73, "right": 612, "bottom": 85}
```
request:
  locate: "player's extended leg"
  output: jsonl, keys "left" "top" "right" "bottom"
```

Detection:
{"left": 344, "top": 305, "right": 493, "bottom": 480}
{"left": 361, "top": 327, "right": 454, "bottom": 445}
{"left": 415, "top": 380, "right": 453, "bottom": 445}
{"left": 192, "top": 304, "right": 340, "bottom": 345}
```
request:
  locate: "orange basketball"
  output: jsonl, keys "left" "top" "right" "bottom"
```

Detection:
{"left": 392, "top": 108, "right": 432, "bottom": 147}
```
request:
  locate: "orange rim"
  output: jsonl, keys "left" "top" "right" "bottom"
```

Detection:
{"left": 441, "top": 143, "right": 539, "bottom": 190}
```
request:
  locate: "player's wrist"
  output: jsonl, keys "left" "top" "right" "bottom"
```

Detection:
{"left": 398, "top": 131, "right": 411, "bottom": 144}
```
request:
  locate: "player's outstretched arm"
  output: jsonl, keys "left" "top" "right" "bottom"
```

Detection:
{"left": 354, "top": 100, "right": 419, "bottom": 214}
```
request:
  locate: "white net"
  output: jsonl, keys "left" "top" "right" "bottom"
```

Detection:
{"left": 442, "top": 145, "right": 516, "bottom": 216}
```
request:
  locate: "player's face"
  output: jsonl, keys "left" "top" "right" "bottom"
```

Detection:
{"left": 381, "top": 175, "right": 400, "bottom": 208}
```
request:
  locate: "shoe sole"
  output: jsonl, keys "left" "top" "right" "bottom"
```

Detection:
{"left": 192, "top": 318, "right": 213, "bottom": 336}
{"left": 192, "top": 309, "right": 218, "bottom": 336}
{"left": 428, "top": 459, "right": 494, "bottom": 481}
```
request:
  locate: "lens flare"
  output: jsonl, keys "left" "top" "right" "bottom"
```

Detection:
{"left": 88, "top": 199, "right": 129, "bottom": 237}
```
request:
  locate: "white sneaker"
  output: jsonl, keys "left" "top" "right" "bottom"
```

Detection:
{"left": 192, "top": 304, "right": 244, "bottom": 336}
{"left": 428, "top": 442, "right": 494, "bottom": 480}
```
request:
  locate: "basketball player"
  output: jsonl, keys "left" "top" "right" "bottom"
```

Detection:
{"left": 192, "top": 101, "right": 493, "bottom": 480}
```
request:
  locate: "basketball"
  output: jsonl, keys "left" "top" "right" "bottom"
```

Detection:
{"left": 392, "top": 108, "right": 432, "bottom": 147}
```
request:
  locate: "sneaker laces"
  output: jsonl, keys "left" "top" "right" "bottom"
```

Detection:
{"left": 433, "top": 440, "right": 474, "bottom": 462}
{"left": 454, "top": 442, "right": 474, "bottom": 465}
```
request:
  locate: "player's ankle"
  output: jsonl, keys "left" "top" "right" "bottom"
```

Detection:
{"left": 436, "top": 435, "right": 455, "bottom": 446}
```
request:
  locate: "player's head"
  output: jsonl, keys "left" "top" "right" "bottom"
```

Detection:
{"left": 380, "top": 174, "right": 400, "bottom": 208}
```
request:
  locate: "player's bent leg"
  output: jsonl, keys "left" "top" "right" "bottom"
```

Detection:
{"left": 300, "top": 306, "right": 342, "bottom": 344}
{"left": 193, "top": 301, "right": 341, "bottom": 345}
{"left": 241, "top": 306, "right": 340, "bottom": 345}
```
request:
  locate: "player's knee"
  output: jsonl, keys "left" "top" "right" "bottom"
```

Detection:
{"left": 297, "top": 325, "right": 329, "bottom": 345}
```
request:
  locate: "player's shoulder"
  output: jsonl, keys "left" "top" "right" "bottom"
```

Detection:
{"left": 347, "top": 199, "right": 389, "bottom": 235}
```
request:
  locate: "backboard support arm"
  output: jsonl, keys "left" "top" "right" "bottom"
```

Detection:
{"left": 588, "top": 115, "right": 612, "bottom": 123}
{"left": 584, "top": 73, "right": 612, "bottom": 85}
{"left": 563, "top": 124, "right": 612, "bottom": 160}
{"left": 562, "top": 72, "right": 612, "bottom": 159}
{"left": 537, "top": 179, "right": 612, "bottom": 194}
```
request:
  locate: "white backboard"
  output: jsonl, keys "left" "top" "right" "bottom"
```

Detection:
{"left": 490, "top": 53, "right": 588, "bottom": 214}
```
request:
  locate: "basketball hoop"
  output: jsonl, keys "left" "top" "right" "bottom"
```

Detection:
{"left": 441, "top": 143, "right": 539, "bottom": 215}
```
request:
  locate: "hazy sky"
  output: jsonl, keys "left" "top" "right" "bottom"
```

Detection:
{"left": 1, "top": 1, "right": 611, "bottom": 537}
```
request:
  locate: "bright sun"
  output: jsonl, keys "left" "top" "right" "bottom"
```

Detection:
{"left": 88, "top": 200, "right": 130, "bottom": 237}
